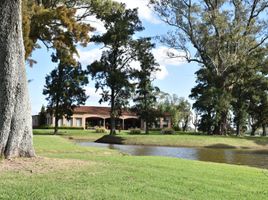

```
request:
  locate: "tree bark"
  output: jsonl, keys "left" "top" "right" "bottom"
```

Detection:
{"left": 251, "top": 124, "right": 257, "bottom": 136}
{"left": 145, "top": 120, "right": 149, "bottom": 134}
{"left": 0, "top": 0, "right": 35, "bottom": 158}
{"left": 54, "top": 115, "right": 59, "bottom": 135}
{"left": 236, "top": 122, "right": 240, "bottom": 136}
{"left": 262, "top": 124, "right": 267, "bottom": 137}
{"left": 110, "top": 88, "right": 116, "bottom": 135}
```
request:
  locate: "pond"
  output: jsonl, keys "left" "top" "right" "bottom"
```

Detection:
{"left": 77, "top": 141, "right": 268, "bottom": 169}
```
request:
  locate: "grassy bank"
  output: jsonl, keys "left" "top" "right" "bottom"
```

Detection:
{"left": 0, "top": 135, "right": 267, "bottom": 199}
{"left": 34, "top": 129, "right": 268, "bottom": 149}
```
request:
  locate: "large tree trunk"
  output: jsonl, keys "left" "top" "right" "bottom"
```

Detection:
{"left": 145, "top": 120, "right": 149, "bottom": 134}
{"left": 251, "top": 124, "right": 257, "bottom": 136}
{"left": 110, "top": 88, "right": 116, "bottom": 135}
{"left": 54, "top": 115, "right": 59, "bottom": 135}
{"left": 0, "top": 0, "right": 35, "bottom": 158}
{"left": 262, "top": 124, "right": 267, "bottom": 137}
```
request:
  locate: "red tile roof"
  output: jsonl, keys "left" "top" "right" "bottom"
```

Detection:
{"left": 73, "top": 106, "right": 137, "bottom": 116}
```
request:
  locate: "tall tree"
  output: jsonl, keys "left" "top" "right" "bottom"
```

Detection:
{"left": 0, "top": 0, "right": 120, "bottom": 158}
{"left": 132, "top": 38, "right": 160, "bottom": 134}
{"left": 151, "top": 0, "right": 268, "bottom": 135}
{"left": 43, "top": 51, "right": 89, "bottom": 134}
{"left": 0, "top": 0, "right": 35, "bottom": 158}
{"left": 38, "top": 105, "right": 47, "bottom": 127}
{"left": 157, "top": 94, "right": 192, "bottom": 131}
{"left": 88, "top": 7, "right": 143, "bottom": 135}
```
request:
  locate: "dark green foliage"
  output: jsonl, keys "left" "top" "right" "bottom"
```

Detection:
{"left": 34, "top": 126, "right": 84, "bottom": 130}
{"left": 88, "top": 6, "right": 143, "bottom": 135}
{"left": 151, "top": 0, "right": 268, "bottom": 135}
{"left": 157, "top": 94, "right": 192, "bottom": 131}
{"left": 161, "top": 128, "right": 175, "bottom": 134}
{"left": 129, "top": 128, "right": 142, "bottom": 135}
{"left": 43, "top": 51, "right": 89, "bottom": 134}
{"left": 132, "top": 38, "right": 160, "bottom": 134}
{"left": 148, "top": 128, "right": 162, "bottom": 132}
{"left": 38, "top": 105, "right": 47, "bottom": 126}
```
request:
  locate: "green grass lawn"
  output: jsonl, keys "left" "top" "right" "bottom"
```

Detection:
{"left": 0, "top": 135, "right": 267, "bottom": 200}
{"left": 33, "top": 129, "right": 268, "bottom": 149}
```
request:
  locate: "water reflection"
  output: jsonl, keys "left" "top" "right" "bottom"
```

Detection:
{"left": 78, "top": 142, "right": 268, "bottom": 169}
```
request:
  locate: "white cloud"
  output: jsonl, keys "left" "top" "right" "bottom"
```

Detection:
{"left": 153, "top": 46, "right": 187, "bottom": 66}
{"left": 150, "top": 46, "right": 186, "bottom": 80}
{"left": 85, "top": 86, "right": 109, "bottom": 106}
{"left": 154, "top": 65, "right": 169, "bottom": 80}
{"left": 76, "top": 48, "right": 103, "bottom": 66}
{"left": 129, "top": 61, "right": 141, "bottom": 71}
{"left": 114, "top": 0, "right": 160, "bottom": 24}
{"left": 86, "top": 16, "right": 106, "bottom": 34}
{"left": 76, "top": 45, "right": 186, "bottom": 81}
{"left": 76, "top": 9, "right": 106, "bottom": 34}
{"left": 76, "top": 0, "right": 160, "bottom": 35}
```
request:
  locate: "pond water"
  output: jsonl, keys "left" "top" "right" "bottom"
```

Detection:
{"left": 78, "top": 141, "right": 268, "bottom": 169}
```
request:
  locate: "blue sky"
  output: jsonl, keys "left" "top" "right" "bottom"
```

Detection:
{"left": 27, "top": 0, "right": 200, "bottom": 114}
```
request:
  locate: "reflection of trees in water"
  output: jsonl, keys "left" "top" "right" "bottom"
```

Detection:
{"left": 229, "top": 150, "right": 268, "bottom": 168}
{"left": 195, "top": 149, "right": 229, "bottom": 164}
{"left": 88, "top": 142, "right": 268, "bottom": 168}
{"left": 127, "top": 146, "right": 156, "bottom": 156}
{"left": 196, "top": 148, "right": 268, "bottom": 168}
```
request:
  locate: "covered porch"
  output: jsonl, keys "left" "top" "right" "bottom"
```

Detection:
{"left": 85, "top": 116, "right": 140, "bottom": 130}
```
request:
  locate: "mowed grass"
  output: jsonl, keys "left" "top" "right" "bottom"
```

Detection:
{"left": 0, "top": 135, "right": 268, "bottom": 200}
{"left": 34, "top": 129, "right": 268, "bottom": 149}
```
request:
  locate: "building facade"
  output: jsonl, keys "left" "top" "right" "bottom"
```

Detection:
{"left": 39, "top": 106, "right": 172, "bottom": 130}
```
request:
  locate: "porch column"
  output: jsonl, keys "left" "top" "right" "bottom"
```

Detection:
{"left": 62, "top": 117, "right": 67, "bottom": 126}
{"left": 122, "top": 119, "right": 125, "bottom": 130}
{"left": 168, "top": 117, "right": 172, "bottom": 128}
{"left": 52, "top": 114, "right": 55, "bottom": 126}
{"left": 103, "top": 118, "right": 106, "bottom": 128}
{"left": 82, "top": 117, "right": 86, "bottom": 129}
{"left": 160, "top": 118, "right": 164, "bottom": 129}
{"left": 140, "top": 119, "right": 144, "bottom": 130}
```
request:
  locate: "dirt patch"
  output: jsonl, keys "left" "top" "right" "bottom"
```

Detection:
{"left": 0, "top": 157, "right": 94, "bottom": 175}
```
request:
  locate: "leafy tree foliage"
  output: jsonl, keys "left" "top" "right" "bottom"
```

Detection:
{"left": 151, "top": 0, "right": 268, "bottom": 135}
{"left": 157, "top": 94, "right": 192, "bottom": 131}
{"left": 132, "top": 38, "right": 160, "bottom": 134}
{"left": 43, "top": 51, "right": 89, "bottom": 134}
{"left": 88, "top": 6, "right": 143, "bottom": 135}
{"left": 38, "top": 105, "right": 47, "bottom": 126}
{"left": 22, "top": 0, "right": 93, "bottom": 63}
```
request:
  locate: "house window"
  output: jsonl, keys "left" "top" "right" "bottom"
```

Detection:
{"left": 58, "top": 119, "right": 63, "bottom": 127}
{"left": 66, "top": 119, "right": 73, "bottom": 127}
{"left": 76, "top": 118, "right": 82, "bottom": 127}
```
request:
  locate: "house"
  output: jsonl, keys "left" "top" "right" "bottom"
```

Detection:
{"left": 37, "top": 106, "right": 172, "bottom": 130}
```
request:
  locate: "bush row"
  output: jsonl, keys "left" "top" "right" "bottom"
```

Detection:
{"left": 34, "top": 126, "right": 84, "bottom": 130}
{"left": 95, "top": 127, "right": 108, "bottom": 133}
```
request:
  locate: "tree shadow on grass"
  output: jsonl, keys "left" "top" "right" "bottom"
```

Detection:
{"left": 33, "top": 132, "right": 66, "bottom": 136}
{"left": 205, "top": 143, "right": 237, "bottom": 149}
{"left": 95, "top": 135, "right": 126, "bottom": 144}
{"left": 243, "top": 136, "right": 268, "bottom": 146}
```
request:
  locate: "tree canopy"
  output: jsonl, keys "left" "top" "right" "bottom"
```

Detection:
{"left": 88, "top": 6, "right": 144, "bottom": 135}
{"left": 43, "top": 50, "right": 89, "bottom": 134}
{"left": 151, "top": 0, "right": 268, "bottom": 135}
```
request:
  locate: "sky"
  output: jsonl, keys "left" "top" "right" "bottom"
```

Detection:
{"left": 27, "top": 0, "right": 200, "bottom": 115}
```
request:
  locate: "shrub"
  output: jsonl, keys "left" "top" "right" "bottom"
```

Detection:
{"left": 95, "top": 127, "right": 107, "bottom": 133}
{"left": 129, "top": 128, "right": 142, "bottom": 135}
{"left": 34, "top": 126, "right": 83, "bottom": 130}
{"left": 173, "top": 126, "right": 181, "bottom": 131}
{"left": 161, "top": 128, "right": 175, "bottom": 134}
{"left": 148, "top": 128, "right": 162, "bottom": 132}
